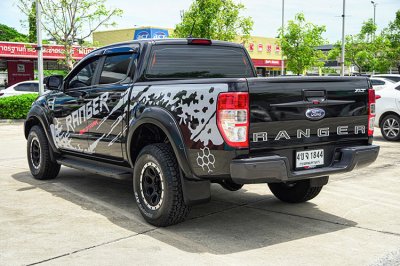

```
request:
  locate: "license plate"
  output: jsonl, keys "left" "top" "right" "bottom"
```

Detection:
{"left": 296, "top": 149, "right": 324, "bottom": 169}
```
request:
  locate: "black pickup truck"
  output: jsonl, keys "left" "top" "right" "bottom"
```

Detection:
{"left": 25, "top": 38, "right": 379, "bottom": 226}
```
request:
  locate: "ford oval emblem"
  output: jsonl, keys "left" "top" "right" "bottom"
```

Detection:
{"left": 305, "top": 108, "right": 326, "bottom": 121}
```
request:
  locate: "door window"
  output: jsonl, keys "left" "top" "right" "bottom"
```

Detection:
{"left": 99, "top": 54, "right": 133, "bottom": 84}
{"left": 371, "top": 79, "right": 385, "bottom": 86}
{"left": 68, "top": 58, "right": 99, "bottom": 89}
{"left": 13, "top": 83, "right": 38, "bottom": 92}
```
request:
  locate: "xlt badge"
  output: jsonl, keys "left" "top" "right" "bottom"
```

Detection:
{"left": 305, "top": 108, "right": 325, "bottom": 121}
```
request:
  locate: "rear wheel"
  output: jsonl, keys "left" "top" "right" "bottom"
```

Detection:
{"left": 219, "top": 179, "right": 244, "bottom": 191}
{"left": 133, "top": 143, "right": 190, "bottom": 227}
{"left": 380, "top": 114, "right": 400, "bottom": 141}
{"left": 268, "top": 179, "right": 323, "bottom": 203}
{"left": 27, "top": 125, "right": 60, "bottom": 180}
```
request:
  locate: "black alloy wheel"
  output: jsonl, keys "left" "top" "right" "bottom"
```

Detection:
{"left": 27, "top": 125, "right": 60, "bottom": 180}
{"left": 133, "top": 143, "right": 190, "bottom": 226}
{"left": 140, "top": 162, "right": 164, "bottom": 211}
{"left": 30, "top": 136, "right": 41, "bottom": 170}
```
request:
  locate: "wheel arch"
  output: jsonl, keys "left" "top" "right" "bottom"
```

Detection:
{"left": 378, "top": 111, "right": 400, "bottom": 127}
{"left": 127, "top": 107, "right": 195, "bottom": 179}
{"left": 24, "top": 105, "right": 59, "bottom": 159}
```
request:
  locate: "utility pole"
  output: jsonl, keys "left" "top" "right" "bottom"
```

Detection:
{"left": 340, "top": 0, "right": 346, "bottom": 76}
{"left": 281, "top": 0, "right": 285, "bottom": 76}
{"left": 371, "top": 1, "right": 377, "bottom": 26}
{"left": 36, "top": 0, "right": 44, "bottom": 96}
{"left": 371, "top": 1, "right": 377, "bottom": 74}
{"left": 371, "top": 1, "right": 377, "bottom": 42}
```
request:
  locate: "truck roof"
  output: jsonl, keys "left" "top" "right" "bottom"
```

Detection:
{"left": 88, "top": 38, "right": 244, "bottom": 57}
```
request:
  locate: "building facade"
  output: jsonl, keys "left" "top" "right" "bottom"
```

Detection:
{"left": 242, "top": 36, "right": 283, "bottom": 76}
{"left": 0, "top": 42, "right": 95, "bottom": 87}
{"left": 93, "top": 26, "right": 285, "bottom": 76}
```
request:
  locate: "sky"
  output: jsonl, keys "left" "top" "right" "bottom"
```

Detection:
{"left": 1, "top": 0, "right": 399, "bottom": 43}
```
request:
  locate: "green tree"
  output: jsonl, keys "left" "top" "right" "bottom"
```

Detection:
{"left": 173, "top": 0, "right": 253, "bottom": 42}
{"left": 360, "top": 18, "right": 377, "bottom": 42}
{"left": 17, "top": 0, "right": 123, "bottom": 70}
{"left": 279, "top": 13, "right": 327, "bottom": 75}
{"left": 329, "top": 36, "right": 372, "bottom": 74}
{"left": 0, "top": 24, "right": 28, "bottom": 42}
{"left": 329, "top": 18, "right": 391, "bottom": 74}
{"left": 28, "top": 1, "right": 37, "bottom": 43}
{"left": 383, "top": 9, "right": 400, "bottom": 73}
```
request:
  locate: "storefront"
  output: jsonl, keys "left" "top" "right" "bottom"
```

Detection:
{"left": 0, "top": 42, "right": 95, "bottom": 87}
{"left": 242, "top": 36, "right": 285, "bottom": 76}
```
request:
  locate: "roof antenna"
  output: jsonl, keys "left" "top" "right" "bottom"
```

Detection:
{"left": 187, "top": 18, "right": 196, "bottom": 38}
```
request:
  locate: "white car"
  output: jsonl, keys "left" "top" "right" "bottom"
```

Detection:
{"left": 374, "top": 81, "right": 400, "bottom": 141}
{"left": 372, "top": 74, "right": 400, "bottom": 83}
{"left": 0, "top": 80, "right": 39, "bottom": 98}
{"left": 369, "top": 77, "right": 395, "bottom": 91}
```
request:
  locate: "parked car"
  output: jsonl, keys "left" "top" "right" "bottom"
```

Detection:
{"left": 369, "top": 77, "right": 395, "bottom": 91}
{"left": 372, "top": 74, "right": 400, "bottom": 83}
{"left": 24, "top": 38, "right": 379, "bottom": 226}
{"left": 375, "top": 81, "right": 400, "bottom": 140}
{"left": 0, "top": 80, "right": 39, "bottom": 97}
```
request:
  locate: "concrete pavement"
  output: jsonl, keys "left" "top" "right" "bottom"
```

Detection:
{"left": 0, "top": 123, "right": 400, "bottom": 265}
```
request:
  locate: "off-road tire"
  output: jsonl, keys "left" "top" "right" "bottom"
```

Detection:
{"left": 219, "top": 179, "right": 244, "bottom": 191}
{"left": 27, "top": 125, "right": 60, "bottom": 180}
{"left": 380, "top": 114, "right": 400, "bottom": 141}
{"left": 268, "top": 179, "right": 323, "bottom": 203}
{"left": 133, "top": 143, "right": 190, "bottom": 227}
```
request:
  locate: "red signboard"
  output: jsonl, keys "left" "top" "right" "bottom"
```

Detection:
{"left": 7, "top": 60, "right": 34, "bottom": 86}
{"left": 0, "top": 42, "right": 95, "bottom": 60}
{"left": 252, "top": 59, "right": 283, "bottom": 67}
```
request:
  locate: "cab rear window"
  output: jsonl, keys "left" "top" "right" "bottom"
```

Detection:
{"left": 145, "top": 45, "right": 254, "bottom": 79}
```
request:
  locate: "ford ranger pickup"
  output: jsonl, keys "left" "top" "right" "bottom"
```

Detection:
{"left": 24, "top": 38, "right": 379, "bottom": 226}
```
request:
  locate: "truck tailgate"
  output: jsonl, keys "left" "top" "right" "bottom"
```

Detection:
{"left": 247, "top": 76, "right": 371, "bottom": 159}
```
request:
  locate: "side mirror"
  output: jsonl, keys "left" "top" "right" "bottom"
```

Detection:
{"left": 45, "top": 75, "right": 63, "bottom": 90}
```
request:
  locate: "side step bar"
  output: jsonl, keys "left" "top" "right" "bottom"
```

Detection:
{"left": 57, "top": 156, "right": 132, "bottom": 180}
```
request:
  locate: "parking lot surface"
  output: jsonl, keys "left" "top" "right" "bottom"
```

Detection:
{"left": 0, "top": 123, "right": 400, "bottom": 265}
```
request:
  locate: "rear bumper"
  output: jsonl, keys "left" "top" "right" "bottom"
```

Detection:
{"left": 230, "top": 145, "right": 379, "bottom": 184}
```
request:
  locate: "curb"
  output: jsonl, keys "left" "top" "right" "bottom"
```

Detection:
{"left": 0, "top": 119, "right": 25, "bottom": 124}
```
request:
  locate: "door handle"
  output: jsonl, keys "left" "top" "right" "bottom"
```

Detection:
{"left": 303, "top": 90, "right": 326, "bottom": 103}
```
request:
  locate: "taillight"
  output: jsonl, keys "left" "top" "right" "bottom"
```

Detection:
{"left": 368, "top": 88, "right": 376, "bottom": 136}
{"left": 217, "top": 92, "right": 249, "bottom": 148}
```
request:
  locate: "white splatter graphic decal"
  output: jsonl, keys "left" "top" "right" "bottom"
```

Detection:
{"left": 49, "top": 83, "right": 228, "bottom": 161}
{"left": 196, "top": 147, "right": 216, "bottom": 173}
{"left": 130, "top": 84, "right": 228, "bottom": 146}
{"left": 50, "top": 117, "right": 105, "bottom": 154}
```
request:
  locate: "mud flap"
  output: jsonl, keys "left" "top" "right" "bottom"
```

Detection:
{"left": 180, "top": 177, "right": 211, "bottom": 206}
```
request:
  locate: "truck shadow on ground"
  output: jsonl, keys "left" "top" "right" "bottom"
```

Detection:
{"left": 12, "top": 168, "right": 357, "bottom": 255}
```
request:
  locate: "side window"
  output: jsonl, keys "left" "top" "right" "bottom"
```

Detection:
{"left": 68, "top": 58, "right": 99, "bottom": 89}
{"left": 99, "top": 54, "right": 133, "bottom": 84}
{"left": 371, "top": 79, "right": 384, "bottom": 85}
{"left": 14, "top": 84, "right": 34, "bottom": 92}
{"left": 395, "top": 85, "right": 400, "bottom": 91}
